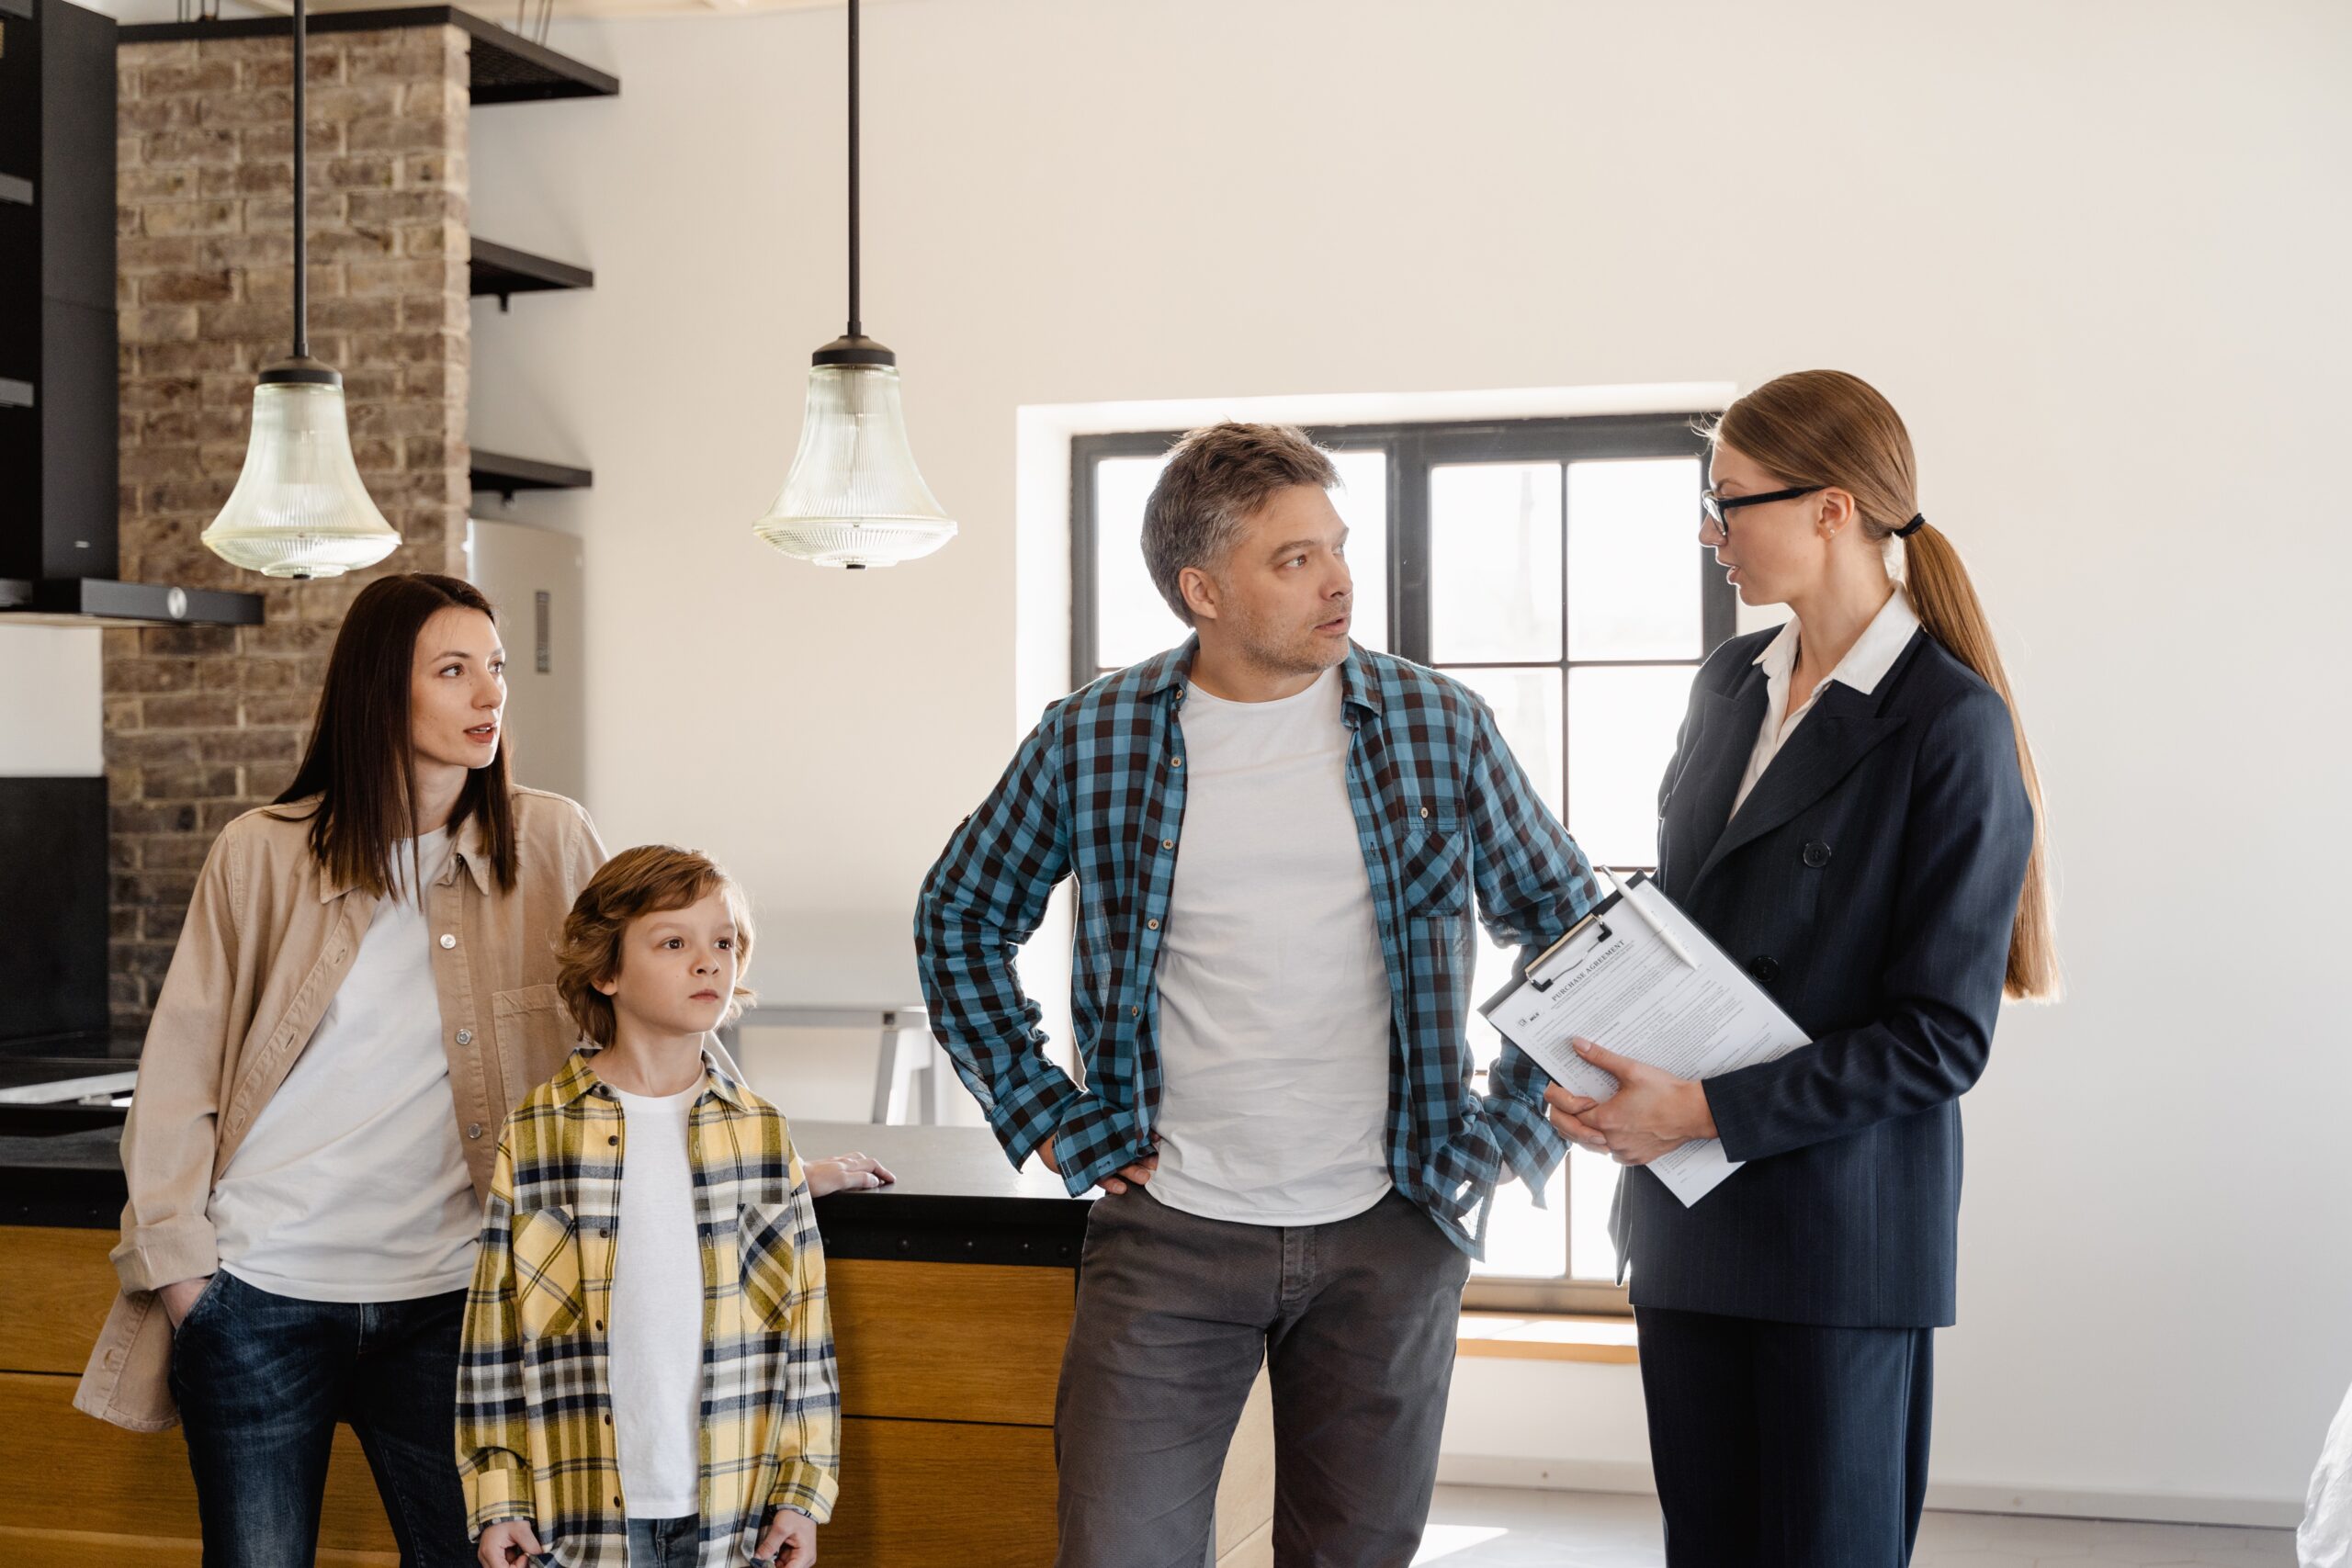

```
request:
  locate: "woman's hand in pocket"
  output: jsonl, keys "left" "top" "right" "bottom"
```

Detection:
{"left": 159, "top": 1274, "right": 213, "bottom": 1329}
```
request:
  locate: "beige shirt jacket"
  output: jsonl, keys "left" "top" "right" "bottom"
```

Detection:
{"left": 74, "top": 787, "right": 607, "bottom": 1431}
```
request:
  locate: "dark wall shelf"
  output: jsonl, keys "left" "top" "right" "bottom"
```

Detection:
{"left": 470, "top": 449, "right": 591, "bottom": 502}
{"left": 470, "top": 238, "right": 593, "bottom": 310}
{"left": 119, "top": 7, "right": 619, "bottom": 104}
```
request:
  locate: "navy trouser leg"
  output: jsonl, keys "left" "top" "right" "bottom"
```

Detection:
{"left": 1637, "top": 1305, "right": 1934, "bottom": 1568}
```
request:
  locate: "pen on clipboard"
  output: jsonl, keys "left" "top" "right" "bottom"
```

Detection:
{"left": 1600, "top": 867, "right": 1698, "bottom": 969}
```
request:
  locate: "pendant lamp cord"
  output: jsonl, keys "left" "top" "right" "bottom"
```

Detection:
{"left": 291, "top": 0, "right": 310, "bottom": 361}
{"left": 846, "top": 0, "right": 861, "bottom": 341}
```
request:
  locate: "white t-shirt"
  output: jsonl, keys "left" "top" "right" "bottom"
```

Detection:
{"left": 1145, "top": 666, "right": 1396, "bottom": 1226}
{"left": 607, "top": 1083, "right": 705, "bottom": 1520}
{"left": 211, "top": 829, "right": 480, "bottom": 1303}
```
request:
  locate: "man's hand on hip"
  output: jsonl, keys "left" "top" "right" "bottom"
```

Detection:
{"left": 1039, "top": 1134, "right": 1158, "bottom": 1195}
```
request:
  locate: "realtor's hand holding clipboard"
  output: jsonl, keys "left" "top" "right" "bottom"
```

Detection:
{"left": 1479, "top": 871, "right": 1809, "bottom": 1205}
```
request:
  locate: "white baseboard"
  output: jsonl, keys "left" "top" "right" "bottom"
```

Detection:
{"left": 1433, "top": 1455, "right": 2302, "bottom": 1529}
{"left": 1921, "top": 1482, "right": 2300, "bottom": 1529}
{"left": 1437, "top": 1455, "right": 1657, "bottom": 1495}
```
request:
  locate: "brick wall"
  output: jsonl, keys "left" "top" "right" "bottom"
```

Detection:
{"left": 107, "top": 25, "right": 472, "bottom": 1035}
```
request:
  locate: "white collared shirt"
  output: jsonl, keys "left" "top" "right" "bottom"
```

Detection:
{"left": 1730, "top": 589, "right": 1923, "bottom": 818}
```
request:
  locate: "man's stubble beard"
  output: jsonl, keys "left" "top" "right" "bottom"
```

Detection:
{"left": 1224, "top": 594, "right": 1351, "bottom": 682}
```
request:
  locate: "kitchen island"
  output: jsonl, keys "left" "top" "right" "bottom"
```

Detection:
{"left": 0, "top": 1106, "right": 1274, "bottom": 1567}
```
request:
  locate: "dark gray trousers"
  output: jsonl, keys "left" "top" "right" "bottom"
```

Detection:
{"left": 1053, "top": 1187, "right": 1472, "bottom": 1568}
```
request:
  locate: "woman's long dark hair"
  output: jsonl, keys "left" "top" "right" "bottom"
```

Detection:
{"left": 274, "top": 573, "right": 519, "bottom": 898}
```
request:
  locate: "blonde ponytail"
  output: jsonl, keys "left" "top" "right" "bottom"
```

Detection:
{"left": 1898, "top": 522, "right": 2060, "bottom": 1000}
{"left": 1713, "top": 371, "right": 2060, "bottom": 1000}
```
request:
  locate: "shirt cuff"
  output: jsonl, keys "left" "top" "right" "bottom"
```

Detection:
{"left": 110, "top": 1213, "right": 220, "bottom": 1295}
{"left": 462, "top": 1462, "right": 532, "bottom": 1536}
{"left": 771, "top": 1461, "right": 838, "bottom": 1525}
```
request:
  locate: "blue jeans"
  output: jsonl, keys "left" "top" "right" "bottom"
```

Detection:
{"left": 168, "top": 1269, "right": 474, "bottom": 1568}
{"left": 627, "top": 1515, "right": 701, "bottom": 1567}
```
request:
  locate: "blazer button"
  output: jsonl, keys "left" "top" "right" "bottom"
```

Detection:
{"left": 1747, "top": 955, "right": 1781, "bottom": 984}
{"left": 1803, "top": 840, "right": 1832, "bottom": 869}
{"left": 437, "top": 933, "right": 457, "bottom": 950}
{"left": 455, "top": 1028, "right": 473, "bottom": 1046}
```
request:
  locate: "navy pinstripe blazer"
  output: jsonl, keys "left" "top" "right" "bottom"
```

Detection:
{"left": 1611, "top": 623, "right": 2034, "bottom": 1328}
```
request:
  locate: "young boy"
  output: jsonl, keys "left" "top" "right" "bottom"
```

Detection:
{"left": 458, "top": 845, "right": 883, "bottom": 1568}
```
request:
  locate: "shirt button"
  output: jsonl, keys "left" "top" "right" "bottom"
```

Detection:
{"left": 467, "top": 1122, "right": 483, "bottom": 1140}
{"left": 1130, "top": 1006, "right": 1139, "bottom": 1018}
{"left": 1803, "top": 840, "right": 1832, "bottom": 869}
{"left": 1160, "top": 839, "right": 1173, "bottom": 850}
{"left": 1146, "top": 918, "right": 1159, "bottom": 931}
{"left": 438, "top": 933, "right": 457, "bottom": 950}
{"left": 454, "top": 1028, "right": 473, "bottom": 1045}
{"left": 1170, "top": 756, "right": 1182, "bottom": 768}
{"left": 606, "top": 1134, "right": 619, "bottom": 1146}
{"left": 1419, "top": 806, "right": 1430, "bottom": 818}
{"left": 594, "top": 1319, "right": 605, "bottom": 1332}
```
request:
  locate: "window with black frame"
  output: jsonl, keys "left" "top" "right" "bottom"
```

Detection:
{"left": 1069, "top": 414, "right": 1734, "bottom": 1314}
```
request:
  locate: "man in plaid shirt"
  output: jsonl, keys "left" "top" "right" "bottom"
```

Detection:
{"left": 917, "top": 423, "right": 1600, "bottom": 1566}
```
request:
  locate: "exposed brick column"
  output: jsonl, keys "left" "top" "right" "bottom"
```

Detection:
{"left": 107, "top": 25, "right": 472, "bottom": 1035}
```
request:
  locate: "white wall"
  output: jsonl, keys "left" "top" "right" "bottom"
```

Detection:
{"left": 465, "top": 0, "right": 2352, "bottom": 1520}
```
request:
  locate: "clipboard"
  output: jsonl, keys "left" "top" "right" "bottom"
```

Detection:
{"left": 1480, "top": 873, "right": 1810, "bottom": 1207}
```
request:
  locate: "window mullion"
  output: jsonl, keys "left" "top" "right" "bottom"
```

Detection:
{"left": 1394, "top": 429, "right": 1432, "bottom": 664}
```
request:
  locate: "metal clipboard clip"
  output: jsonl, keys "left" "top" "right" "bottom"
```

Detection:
{"left": 1524, "top": 909, "right": 1614, "bottom": 994}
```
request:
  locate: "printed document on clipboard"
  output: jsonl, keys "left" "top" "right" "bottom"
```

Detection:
{"left": 1480, "top": 873, "right": 1810, "bottom": 1207}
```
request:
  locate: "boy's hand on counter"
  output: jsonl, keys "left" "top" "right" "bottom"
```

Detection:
{"left": 476, "top": 1517, "right": 546, "bottom": 1565}
{"left": 159, "top": 1275, "right": 213, "bottom": 1329}
{"left": 803, "top": 1152, "right": 895, "bottom": 1197}
{"left": 1038, "top": 1134, "right": 1159, "bottom": 1196}
{"left": 753, "top": 1505, "right": 816, "bottom": 1567}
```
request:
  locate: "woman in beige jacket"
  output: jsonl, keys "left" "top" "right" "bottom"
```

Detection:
{"left": 75, "top": 572, "right": 606, "bottom": 1566}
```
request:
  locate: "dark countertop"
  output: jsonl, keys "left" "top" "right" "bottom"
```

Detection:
{"left": 0, "top": 1111, "right": 1094, "bottom": 1268}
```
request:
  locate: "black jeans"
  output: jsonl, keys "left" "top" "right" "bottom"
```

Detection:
{"left": 168, "top": 1269, "right": 475, "bottom": 1568}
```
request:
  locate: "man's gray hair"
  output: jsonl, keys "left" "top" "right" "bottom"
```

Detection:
{"left": 1139, "top": 423, "right": 1339, "bottom": 626}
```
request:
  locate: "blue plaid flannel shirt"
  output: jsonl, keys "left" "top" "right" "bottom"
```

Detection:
{"left": 916, "top": 638, "right": 1600, "bottom": 1256}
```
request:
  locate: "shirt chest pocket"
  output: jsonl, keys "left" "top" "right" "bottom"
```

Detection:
{"left": 738, "top": 1199, "right": 800, "bottom": 1332}
{"left": 511, "top": 1205, "right": 586, "bottom": 1341}
{"left": 1393, "top": 804, "right": 1469, "bottom": 916}
{"left": 492, "top": 986, "right": 575, "bottom": 1098}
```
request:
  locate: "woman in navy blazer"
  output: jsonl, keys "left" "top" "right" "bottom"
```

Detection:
{"left": 1546, "top": 370, "right": 2058, "bottom": 1568}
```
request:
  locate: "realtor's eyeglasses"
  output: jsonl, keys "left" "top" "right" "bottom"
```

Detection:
{"left": 1700, "top": 484, "right": 1826, "bottom": 544}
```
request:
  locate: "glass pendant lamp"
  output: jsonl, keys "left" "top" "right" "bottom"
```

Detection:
{"left": 201, "top": 0, "right": 398, "bottom": 580}
{"left": 752, "top": 0, "right": 955, "bottom": 570}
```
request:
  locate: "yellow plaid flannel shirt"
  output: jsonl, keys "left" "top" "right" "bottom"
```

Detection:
{"left": 456, "top": 1047, "right": 840, "bottom": 1567}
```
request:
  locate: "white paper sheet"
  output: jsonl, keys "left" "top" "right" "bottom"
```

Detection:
{"left": 1481, "top": 876, "right": 1810, "bottom": 1206}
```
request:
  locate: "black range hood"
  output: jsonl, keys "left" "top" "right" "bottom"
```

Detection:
{"left": 0, "top": 0, "right": 261, "bottom": 629}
